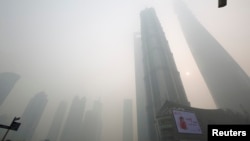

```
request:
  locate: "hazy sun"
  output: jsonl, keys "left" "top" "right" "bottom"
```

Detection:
{"left": 185, "top": 72, "right": 191, "bottom": 76}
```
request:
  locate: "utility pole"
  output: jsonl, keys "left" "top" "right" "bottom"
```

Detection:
{"left": 1, "top": 117, "right": 21, "bottom": 141}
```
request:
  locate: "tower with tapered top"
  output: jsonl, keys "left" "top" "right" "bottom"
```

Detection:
{"left": 174, "top": 0, "right": 250, "bottom": 116}
{"left": 136, "top": 7, "right": 190, "bottom": 141}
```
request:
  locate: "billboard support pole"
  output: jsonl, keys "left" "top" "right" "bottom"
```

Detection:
{"left": 1, "top": 117, "right": 21, "bottom": 141}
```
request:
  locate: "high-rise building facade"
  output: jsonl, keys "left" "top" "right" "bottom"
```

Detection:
{"left": 122, "top": 99, "right": 133, "bottom": 141}
{"left": 136, "top": 8, "right": 190, "bottom": 141}
{"left": 59, "top": 96, "right": 86, "bottom": 141}
{"left": 174, "top": 0, "right": 250, "bottom": 116}
{"left": 0, "top": 72, "right": 20, "bottom": 105}
{"left": 134, "top": 33, "right": 150, "bottom": 141}
{"left": 140, "top": 8, "right": 190, "bottom": 111}
{"left": 80, "top": 100, "right": 102, "bottom": 141}
{"left": 46, "top": 101, "right": 67, "bottom": 141}
{"left": 12, "top": 91, "right": 48, "bottom": 141}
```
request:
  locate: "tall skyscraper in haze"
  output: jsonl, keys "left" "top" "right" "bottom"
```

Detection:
{"left": 0, "top": 72, "right": 20, "bottom": 105}
{"left": 12, "top": 91, "right": 48, "bottom": 141}
{"left": 81, "top": 100, "right": 102, "bottom": 141}
{"left": 46, "top": 101, "right": 67, "bottom": 141}
{"left": 140, "top": 8, "right": 190, "bottom": 111}
{"left": 134, "top": 33, "right": 150, "bottom": 141}
{"left": 59, "top": 96, "right": 86, "bottom": 141}
{"left": 136, "top": 8, "right": 190, "bottom": 141}
{"left": 122, "top": 99, "right": 133, "bottom": 141}
{"left": 174, "top": 0, "right": 250, "bottom": 116}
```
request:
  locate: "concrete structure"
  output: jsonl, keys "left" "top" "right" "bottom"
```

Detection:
{"left": 12, "top": 92, "right": 48, "bottom": 141}
{"left": 174, "top": 0, "right": 250, "bottom": 116}
{"left": 133, "top": 33, "right": 150, "bottom": 141}
{"left": 80, "top": 100, "right": 102, "bottom": 141}
{"left": 46, "top": 101, "right": 67, "bottom": 141}
{"left": 155, "top": 100, "right": 249, "bottom": 141}
{"left": 122, "top": 99, "right": 133, "bottom": 141}
{"left": 59, "top": 96, "right": 86, "bottom": 141}
{"left": 0, "top": 72, "right": 20, "bottom": 105}
{"left": 137, "top": 8, "right": 190, "bottom": 141}
{"left": 140, "top": 7, "right": 190, "bottom": 112}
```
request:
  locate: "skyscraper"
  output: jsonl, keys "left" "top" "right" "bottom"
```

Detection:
{"left": 80, "top": 100, "right": 102, "bottom": 141}
{"left": 140, "top": 8, "right": 190, "bottom": 111}
{"left": 122, "top": 99, "right": 133, "bottom": 141}
{"left": 137, "top": 8, "right": 190, "bottom": 141}
{"left": 134, "top": 33, "right": 150, "bottom": 141}
{"left": 46, "top": 101, "right": 67, "bottom": 141}
{"left": 174, "top": 0, "right": 250, "bottom": 116}
{"left": 12, "top": 91, "right": 48, "bottom": 141}
{"left": 59, "top": 96, "right": 86, "bottom": 141}
{"left": 0, "top": 72, "right": 20, "bottom": 105}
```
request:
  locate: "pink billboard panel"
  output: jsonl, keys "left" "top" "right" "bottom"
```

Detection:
{"left": 173, "top": 110, "right": 202, "bottom": 134}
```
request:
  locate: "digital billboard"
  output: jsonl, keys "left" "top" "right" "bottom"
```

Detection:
{"left": 173, "top": 110, "right": 202, "bottom": 134}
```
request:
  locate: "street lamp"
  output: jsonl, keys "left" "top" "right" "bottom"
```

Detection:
{"left": 1, "top": 117, "right": 21, "bottom": 141}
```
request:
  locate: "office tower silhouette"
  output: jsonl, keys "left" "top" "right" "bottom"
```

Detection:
{"left": 122, "top": 99, "right": 133, "bottom": 141}
{"left": 134, "top": 33, "right": 150, "bottom": 141}
{"left": 59, "top": 96, "right": 86, "bottom": 141}
{"left": 80, "top": 100, "right": 102, "bottom": 141}
{"left": 12, "top": 91, "right": 48, "bottom": 141}
{"left": 46, "top": 101, "right": 67, "bottom": 141}
{"left": 136, "top": 8, "right": 190, "bottom": 141}
{"left": 0, "top": 72, "right": 20, "bottom": 105}
{"left": 174, "top": 0, "right": 250, "bottom": 116}
{"left": 140, "top": 8, "right": 190, "bottom": 110}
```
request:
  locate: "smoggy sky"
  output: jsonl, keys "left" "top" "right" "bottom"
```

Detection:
{"left": 0, "top": 0, "right": 250, "bottom": 141}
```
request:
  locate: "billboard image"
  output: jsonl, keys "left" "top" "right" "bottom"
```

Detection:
{"left": 173, "top": 110, "right": 202, "bottom": 134}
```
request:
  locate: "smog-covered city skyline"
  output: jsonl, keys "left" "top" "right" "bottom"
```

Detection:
{"left": 0, "top": 0, "right": 250, "bottom": 141}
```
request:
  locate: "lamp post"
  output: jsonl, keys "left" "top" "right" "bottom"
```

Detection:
{"left": 1, "top": 117, "right": 21, "bottom": 141}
